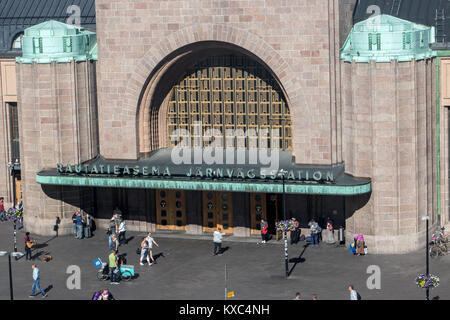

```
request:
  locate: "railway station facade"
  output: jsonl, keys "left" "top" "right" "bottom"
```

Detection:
{"left": 2, "top": 0, "right": 450, "bottom": 253}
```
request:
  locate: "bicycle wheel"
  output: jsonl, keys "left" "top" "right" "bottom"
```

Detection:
{"left": 97, "top": 270, "right": 108, "bottom": 281}
{"left": 121, "top": 271, "right": 132, "bottom": 281}
{"left": 430, "top": 246, "right": 440, "bottom": 258}
{"left": 441, "top": 244, "right": 448, "bottom": 253}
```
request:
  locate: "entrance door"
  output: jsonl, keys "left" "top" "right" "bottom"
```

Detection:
{"left": 202, "top": 192, "right": 233, "bottom": 234}
{"left": 156, "top": 190, "right": 186, "bottom": 230}
{"left": 250, "top": 193, "right": 267, "bottom": 235}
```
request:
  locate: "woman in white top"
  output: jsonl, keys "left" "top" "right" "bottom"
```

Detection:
{"left": 145, "top": 232, "right": 159, "bottom": 265}
{"left": 140, "top": 237, "right": 150, "bottom": 266}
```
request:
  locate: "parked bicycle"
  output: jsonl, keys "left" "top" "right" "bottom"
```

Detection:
{"left": 430, "top": 227, "right": 448, "bottom": 258}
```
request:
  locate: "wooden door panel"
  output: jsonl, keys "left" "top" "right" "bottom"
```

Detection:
{"left": 250, "top": 193, "right": 266, "bottom": 235}
{"left": 202, "top": 192, "right": 233, "bottom": 234}
{"left": 156, "top": 190, "right": 186, "bottom": 230}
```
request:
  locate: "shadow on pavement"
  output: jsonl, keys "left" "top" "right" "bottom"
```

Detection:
{"left": 44, "top": 285, "right": 53, "bottom": 294}
{"left": 288, "top": 244, "right": 308, "bottom": 277}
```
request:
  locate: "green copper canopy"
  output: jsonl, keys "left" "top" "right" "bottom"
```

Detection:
{"left": 16, "top": 20, "right": 97, "bottom": 64}
{"left": 341, "top": 14, "right": 436, "bottom": 63}
{"left": 36, "top": 149, "right": 371, "bottom": 196}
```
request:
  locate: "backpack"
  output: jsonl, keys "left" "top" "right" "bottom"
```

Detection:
{"left": 262, "top": 225, "right": 268, "bottom": 235}
{"left": 92, "top": 292, "right": 101, "bottom": 300}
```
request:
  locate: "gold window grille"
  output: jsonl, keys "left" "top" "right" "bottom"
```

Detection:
{"left": 167, "top": 55, "right": 292, "bottom": 150}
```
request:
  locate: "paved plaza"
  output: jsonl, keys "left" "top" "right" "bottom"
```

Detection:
{"left": 0, "top": 221, "right": 448, "bottom": 300}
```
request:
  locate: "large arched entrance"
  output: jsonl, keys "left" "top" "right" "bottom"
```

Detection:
{"left": 138, "top": 42, "right": 294, "bottom": 234}
{"left": 137, "top": 41, "right": 294, "bottom": 157}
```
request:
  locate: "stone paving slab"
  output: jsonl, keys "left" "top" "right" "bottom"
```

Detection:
{"left": 0, "top": 221, "right": 448, "bottom": 300}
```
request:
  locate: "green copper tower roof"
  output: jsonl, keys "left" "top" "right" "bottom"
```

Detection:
{"left": 341, "top": 14, "right": 436, "bottom": 63}
{"left": 16, "top": 20, "right": 97, "bottom": 64}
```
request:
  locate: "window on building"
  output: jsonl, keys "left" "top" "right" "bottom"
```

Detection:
{"left": 368, "top": 33, "right": 381, "bottom": 51}
{"left": 12, "top": 33, "right": 23, "bottom": 50}
{"left": 403, "top": 32, "right": 412, "bottom": 50}
{"left": 167, "top": 55, "right": 292, "bottom": 150}
{"left": 8, "top": 103, "right": 20, "bottom": 162}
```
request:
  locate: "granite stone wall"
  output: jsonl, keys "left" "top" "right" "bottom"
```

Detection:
{"left": 16, "top": 61, "right": 98, "bottom": 235}
{"left": 341, "top": 59, "right": 439, "bottom": 253}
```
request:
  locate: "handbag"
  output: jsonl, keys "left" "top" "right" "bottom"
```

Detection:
{"left": 136, "top": 247, "right": 141, "bottom": 255}
{"left": 262, "top": 225, "right": 268, "bottom": 235}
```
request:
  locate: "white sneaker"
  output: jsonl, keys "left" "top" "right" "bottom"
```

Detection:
{"left": 149, "top": 263, "right": 153, "bottom": 266}
{"left": 140, "top": 262, "right": 144, "bottom": 266}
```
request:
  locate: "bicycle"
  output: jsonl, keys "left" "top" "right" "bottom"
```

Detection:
{"left": 429, "top": 243, "right": 447, "bottom": 258}
{"left": 97, "top": 262, "right": 134, "bottom": 281}
{"left": 429, "top": 227, "right": 448, "bottom": 258}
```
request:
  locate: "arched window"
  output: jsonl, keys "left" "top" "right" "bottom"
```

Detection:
{"left": 167, "top": 55, "right": 292, "bottom": 150}
{"left": 12, "top": 33, "right": 23, "bottom": 50}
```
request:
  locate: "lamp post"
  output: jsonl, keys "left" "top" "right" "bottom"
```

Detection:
{"left": 0, "top": 251, "right": 24, "bottom": 300}
{"left": 278, "top": 169, "right": 289, "bottom": 278}
{"left": 422, "top": 216, "right": 430, "bottom": 300}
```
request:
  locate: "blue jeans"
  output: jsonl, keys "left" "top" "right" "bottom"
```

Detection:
{"left": 76, "top": 225, "right": 83, "bottom": 239}
{"left": 84, "top": 226, "right": 91, "bottom": 238}
{"left": 73, "top": 223, "right": 77, "bottom": 235}
{"left": 110, "top": 267, "right": 119, "bottom": 283}
{"left": 31, "top": 278, "right": 46, "bottom": 296}
{"left": 312, "top": 233, "right": 319, "bottom": 245}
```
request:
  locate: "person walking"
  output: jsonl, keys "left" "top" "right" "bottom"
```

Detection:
{"left": 75, "top": 211, "right": 84, "bottom": 239}
{"left": 213, "top": 227, "right": 225, "bottom": 255}
{"left": 109, "top": 234, "right": 119, "bottom": 253}
{"left": 109, "top": 250, "right": 119, "bottom": 285}
{"left": 290, "top": 218, "right": 300, "bottom": 245}
{"left": 308, "top": 219, "right": 320, "bottom": 247}
{"left": 145, "top": 232, "right": 159, "bottom": 265}
{"left": 260, "top": 219, "right": 268, "bottom": 244}
{"left": 118, "top": 218, "right": 127, "bottom": 245}
{"left": 139, "top": 237, "right": 151, "bottom": 266}
{"left": 0, "top": 197, "right": 5, "bottom": 222}
{"left": 349, "top": 285, "right": 361, "bottom": 300}
{"left": 326, "top": 218, "right": 336, "bottom": 244}
{"left": 84, "top": 214, "right": 92, "bottom": 238}
{"left": 72, "top": 212, "right": 78, "bottom": 237}
{"left": 24, "top": 232, "right": 34, "bottom": 261}
{"left": 112, "top": 207, "right": 122, "bottom": 234}
{"left": 29, "top": 265, "right": 48, "bottom": 298}
{"left": 293, "top": 292, "right": 302, "bottom": 300}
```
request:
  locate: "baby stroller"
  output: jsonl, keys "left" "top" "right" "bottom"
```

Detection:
{"left": 97, "top": 262, "right": 110, "bottom": 281}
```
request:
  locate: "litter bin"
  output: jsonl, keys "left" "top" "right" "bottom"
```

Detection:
{"left": 338, "top": 226, "right": 345, "bottom": 245}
